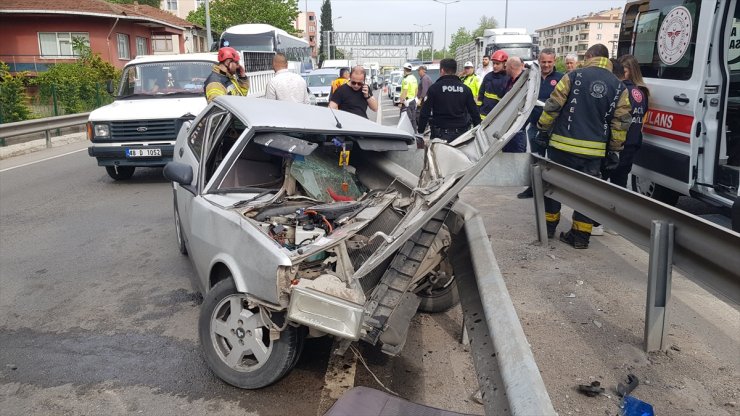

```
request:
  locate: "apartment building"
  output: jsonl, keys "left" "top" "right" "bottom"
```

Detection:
{"left": 536, "top": 7, "right": 623, "bottom": 60}
{"left": 294, "top": 12, "right": 318, "bottom": 60}
{"left": 159, "top": 0, "right": 209, "bottom": 53}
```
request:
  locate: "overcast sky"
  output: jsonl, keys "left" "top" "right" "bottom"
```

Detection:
{"left": 300, "top": 0, "right": 627, "bottom": 50}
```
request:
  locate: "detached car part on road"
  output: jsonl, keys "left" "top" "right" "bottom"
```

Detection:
{"left": 164, "top": 66, "right": 539, "bottom": 389}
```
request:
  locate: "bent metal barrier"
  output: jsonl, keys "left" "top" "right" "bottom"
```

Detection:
{"left": 530, "top": 155, "right": 740, "bottom": 351}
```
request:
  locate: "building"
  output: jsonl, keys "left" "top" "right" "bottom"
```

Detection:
{"left": 294, "top": 11, "right": 318, "bottom": 60}
{"left": 536, "top": 7, "right": 623, "bottom": 60}
{"left": 0, "top": 0, "right": 207, "bottom": 73}
{"left": 531, "top": 33, "right": 540, "bottom": 58}
{"left": 161, "top": 0, "right": 204, "bottom": 20}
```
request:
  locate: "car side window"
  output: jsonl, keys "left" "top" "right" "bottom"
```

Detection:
{"left": 188, "top": 106, "right": 225, "bottom": 161}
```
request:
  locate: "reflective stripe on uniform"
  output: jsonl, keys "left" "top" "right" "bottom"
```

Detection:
{"left": 572, "top": 220, "right": 593, "bottom": 233}
{"left": 484, "top": 91, "right": 500, "bottom": 100}
{"left": 545, "top": 212, "right": 560, "bottom": 223}
{"left": 539, "top": 112, "right": 554, "bottom": 125}
{"left": 549, "top": 134, "right": 607, "bottom": 157}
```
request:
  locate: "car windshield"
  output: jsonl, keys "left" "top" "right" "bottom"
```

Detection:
{"left": 391, "top": 74, "right": 401, "bottom": 83}
{"left": 307, "top": 74, "right": 334, "bottom": 87}
{"left": 425, "top": 68, "right": 440, "bottom": 82}
{"left": 496, "top": 44, "right": 533, "bottom": 61}
{"left": 118, "top": 61, "right": 214, "bottom": 96}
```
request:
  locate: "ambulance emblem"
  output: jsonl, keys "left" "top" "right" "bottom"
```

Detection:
{"left": 657, "top": 6, "right": 692, "bottom": 65}
{"left": 631, "top": 88, "right": 643, "bottom": 103}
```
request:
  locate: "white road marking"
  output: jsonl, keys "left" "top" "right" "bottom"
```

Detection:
{"left": 0, "top": 148, "right": 87, "bottom": 173}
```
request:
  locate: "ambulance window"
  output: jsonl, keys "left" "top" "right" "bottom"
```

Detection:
{"left": 630, "top": 0, "right": 701, "bottom": 80}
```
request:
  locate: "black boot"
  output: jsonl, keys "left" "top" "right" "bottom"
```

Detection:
{"left": 517, "top": 186, "right": 534, "bottom": 199}
{"left": 559, "top": 230, "right": 589, "bottom": 249}
{"left": 546, "top": 221, "right": 558, "bottom": 238}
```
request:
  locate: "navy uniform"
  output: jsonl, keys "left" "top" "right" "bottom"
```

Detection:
{"left": 537, "top": 56, "right": 632, "bottom": 248}
{"left": 418, "top": 74, "right": 480, "bottom": 142}
{"left": 527, "top": 70, "right": 563, "bottom": 155}
{"left": 478, "top": 70, "right": 508, "bottom": 121}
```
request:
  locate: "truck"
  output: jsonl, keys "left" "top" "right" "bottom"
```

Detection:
{"left": 618, "top": 0, "right": 739, "bottom": 230}
{"left": 455, "top": 28, "right": 535, "bottom": 72}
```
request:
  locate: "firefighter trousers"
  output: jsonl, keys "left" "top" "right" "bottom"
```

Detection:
{"left": 545, "top": 148, "right": 602, "bottom": 244}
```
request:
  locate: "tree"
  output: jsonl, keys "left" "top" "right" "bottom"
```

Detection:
{"left": 187, "top": 0, "right": 299, "bottom": 38}
{"left": 448, "top": 27, "right": 473, "bottom": 57}
{"left": 0, "top": 62, "right": 34, "bottom": 123}
{"left": 105, "top": 0, "right": 161, "bottom": 7}
{"left": 318, "top": 0, "right": 334, "bottom": 65}
{"left": 415, "top": 49, "right": 445, "bottom": 61}
{"left": 471, "top": 15, "right": 498, "bottom": 38}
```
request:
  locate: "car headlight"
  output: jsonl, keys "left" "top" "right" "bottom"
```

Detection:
{"left": 94, "top": 124, "right": 110, "bottom": 138}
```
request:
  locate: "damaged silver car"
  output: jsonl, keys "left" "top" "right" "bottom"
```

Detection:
{"left": 164, "top": 65, "right": 539, "bottom": 389}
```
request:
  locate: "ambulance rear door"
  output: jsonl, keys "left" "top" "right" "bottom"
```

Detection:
{"left": 618, "top": 0, "right": 713, "bottom": 195}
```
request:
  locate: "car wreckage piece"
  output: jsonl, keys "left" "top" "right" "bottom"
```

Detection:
{"left": 165, "top": 65, "right": 539, "bottom": 389}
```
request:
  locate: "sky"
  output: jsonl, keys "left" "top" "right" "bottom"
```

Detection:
{"left": 300, "top": 0, "right": 627, "bottom": 50}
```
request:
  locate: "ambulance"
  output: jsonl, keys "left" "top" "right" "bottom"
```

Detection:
{"left": 618, "top": 0, "right": 739, "bottom": 230}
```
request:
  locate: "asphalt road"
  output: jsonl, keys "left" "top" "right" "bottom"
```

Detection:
{"left": 0, "top": 93, "right": 481, "bottom": 415}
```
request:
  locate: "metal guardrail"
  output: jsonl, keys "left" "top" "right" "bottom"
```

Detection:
{"left": 0, "top": 113, "right": 90, "bottom": 147}
{"left": 530, "top": 155, "right": 740, "bottom": 351}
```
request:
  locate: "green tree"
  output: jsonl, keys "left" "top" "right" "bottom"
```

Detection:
{"left": 187, "top": 0, "right": 299, "bottom": 38}
{"left": 105, "top": 0, "right": 161, "bottom": 7}
{"left": 448, "top": 26, "right": 473, "bottom": 57}
{"left": 415, "top": 49, "right": 445, "bottom": 61}
{"left": 554, "top": 57, "right": 567, "bottom": 73}
{"left": 471, "top": 15, "right": 498, "bottom": 38}
{"left": 318, "top": 0, "right": 334, "bottom": 65}
{"left": 0, "top": 62, "right": 34, "bottom": 123}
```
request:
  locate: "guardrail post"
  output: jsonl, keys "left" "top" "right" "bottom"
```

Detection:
{"left": 45, "top": 129, "right": 51, "bottom": 148}
{"left": 644, "top": 220, "right": 674, "bottom": 352}
{"left": 531, "top": 164, "right": 548, "bottom": 244}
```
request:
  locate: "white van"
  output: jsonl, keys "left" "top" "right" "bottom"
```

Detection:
{"left": 87, "top": 53, "right": 217, "bottom": 180}
{"left": 618, "top": 0, "right": 739, "bottom": 230}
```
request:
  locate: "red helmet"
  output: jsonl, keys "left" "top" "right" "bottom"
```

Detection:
{"left": 491, "top": 50, "right": 509, "bottom": 62}
{"left": 217, "top": 47, "right": 240, "bottom": 63}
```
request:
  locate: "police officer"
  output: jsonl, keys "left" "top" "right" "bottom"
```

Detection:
{"left": 418, "top": 58, "right": 480, "bottom": 142}
{"left": 399, "top": 62, "right": 419, "bottom": 133}
{"left": 204, "top": 47, "right": 249, "bottom": 103}
{"left": 478, "top": 50, "right": 509, "bottom": 121}
{"left": 536, "top": 44, "right": 632, "bottom": 249}
{"left": 460, "top": 61, "right": 481, "bottom": 105}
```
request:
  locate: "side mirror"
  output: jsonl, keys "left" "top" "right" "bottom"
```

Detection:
{"left": 106, "top": 80, "right": 115, "bottom": 95}
{"left": 210, "top": 41, "right": 218, "bottom": 52}
{"left": 164, "top": 161, "right": 194, "bottom": 189}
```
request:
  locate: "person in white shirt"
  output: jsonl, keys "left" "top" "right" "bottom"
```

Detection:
{"left": 475, "top": 55, "right": 493, "bottom": 80}
{"left": 264, "top": 53, "right": 310, "bottom": 104}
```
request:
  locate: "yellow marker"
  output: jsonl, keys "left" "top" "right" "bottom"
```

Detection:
{"left": 339, "top": 150, "right": 350, "bottom": 167}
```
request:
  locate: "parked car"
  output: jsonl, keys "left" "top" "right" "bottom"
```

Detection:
{"left": 388, "top": 70, "right": 402, "bottom": 100}
{"left": 163, "top": 66, "right": 537, "bottom": 389}
{"left": 87, "top": 53, "right": 217, "bottom": 180}
{"left": 305, "top": 68, "right": 339, "bottom": 106}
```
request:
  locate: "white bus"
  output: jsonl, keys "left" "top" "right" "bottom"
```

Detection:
{"left": 218, "top": 23, "right": 313, "bottom": 74}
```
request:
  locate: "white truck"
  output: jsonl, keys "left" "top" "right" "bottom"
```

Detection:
{"left": 618, "top": 0, "right": 739, "bottom": 230}
{"left": 456, "top": 28, "right": 535, "bottom": 74}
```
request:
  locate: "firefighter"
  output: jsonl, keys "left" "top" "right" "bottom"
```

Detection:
{"left": 460, "top": 61, "right": 481, "bottom": 105}
{"left": 204, "top": 47, "right": 249, "bottom": 103}
{"left": 399, "top": 62, "right": 419, "bottom": 133}
{"left": 478, "top": 50, "right": 509, "bottom": 121}
{"left": 535, "top": 44, "right": 632, "bottom": 249}
{"left": 418, "top": 58, "right": 480, "bottom": 142}
{"left": 331, "top": 67, "right": 350, "bottom": 95}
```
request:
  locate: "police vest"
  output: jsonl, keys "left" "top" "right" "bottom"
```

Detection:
{"left": 402, "top": 74, "right": 418, "bottom": 98}
{"left": 479, "top": 71, "right": 508, "bottom": 120}
{"left": 550, "top": 67, "right": 625, "bottom": 158}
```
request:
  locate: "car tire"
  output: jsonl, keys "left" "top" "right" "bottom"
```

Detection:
{"left": 105, "top": 166, "right": 135, "bottom": 180}
{"left": 417, "top": 278, "right": 459, "bottom": 313}
{"left": 631, "top": 175, "right": 680, "bottom": 206}
{"left": 199, "top": 278, "right": 304, "bottom": 389}
{"left": 174, "top": 199, "right": 187, "bottom": 256}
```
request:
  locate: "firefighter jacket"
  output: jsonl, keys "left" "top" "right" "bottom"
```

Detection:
{"left": 537, "top": 57, "right": 631, "bottom": 158}
{"left": 418, "top": 74, "right": 480, "bottom": 133}
{"left": 204, "top": 65, "right": 249, "bottom": 103}
{"left": 478, "top": 70, "right": 508, "bottom": 120}
{"left": 528, "top": 70, "right": 563, "bottom": 126}
{"left": 331, "top": 77, "right": 348, "bottom": 94}
{"left": 460, "top": 74, "right": 481, "bottom": 104}
{"left": 623, "top": 79, "right": 649, "bottom": 148}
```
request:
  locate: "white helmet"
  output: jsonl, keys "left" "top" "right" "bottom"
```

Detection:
{"left": 403, "top": 62, "right": 413, "bottom": 70}
{"left": 464, "top": 61, "right": 474, "bottom": 68}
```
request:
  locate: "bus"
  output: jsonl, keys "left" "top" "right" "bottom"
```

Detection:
{"left": 217, "top": 24, "right": 313, "bottom": 74}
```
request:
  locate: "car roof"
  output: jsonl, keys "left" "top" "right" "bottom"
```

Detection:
{"left": 124, "top": 53, "right": 218, "bottom": 66}
{"left": 308, "top": 68, "right": 341, "bottom": 75}
{"left": 214, "top": 96, "right": 415, "bottom": 143}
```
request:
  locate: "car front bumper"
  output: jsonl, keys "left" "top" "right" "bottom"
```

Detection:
{"left": 88, "top": 144, "right": 175, "bottom": 167}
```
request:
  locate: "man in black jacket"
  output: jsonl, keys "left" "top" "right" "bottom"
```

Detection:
{"left": 418, "top": 58, "right": 480, "bottom": 142}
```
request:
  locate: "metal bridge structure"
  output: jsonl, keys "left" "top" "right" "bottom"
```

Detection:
{"left": 323, "top": 31, "right": 433, "bottom": 67}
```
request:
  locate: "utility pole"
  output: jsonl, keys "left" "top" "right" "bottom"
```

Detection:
{"left": 505, "top": 0, "right": 509, "bottom": 27}
{"left": 433, "top": 0, "right": 460, "bottom": 58}
{"left": 205, "top": 0, "right": 213, "bottom": 49}
{"left": 414, "top": 23, "right": 431, "bottom": 61}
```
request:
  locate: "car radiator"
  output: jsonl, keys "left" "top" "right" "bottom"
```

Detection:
{"left": 349, "top": 207, "right": 403, "bottom": 294}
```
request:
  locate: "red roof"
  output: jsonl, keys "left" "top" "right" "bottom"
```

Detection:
{"left": 0, "top": 0, "right": 199, "bottom": 30}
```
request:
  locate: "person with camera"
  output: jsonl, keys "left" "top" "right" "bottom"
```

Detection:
{"left": 204, "top": 47, "right": 249, "bottom": 103}
{"left": 329, "top": 66, "right": 378, "bottom": 119}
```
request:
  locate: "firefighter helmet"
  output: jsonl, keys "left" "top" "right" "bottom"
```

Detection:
{"left": 491, "top": 50, "right": 509, "bottom": 62}
{"left": 217, "top": 47, "right": 240, "bottom": 63}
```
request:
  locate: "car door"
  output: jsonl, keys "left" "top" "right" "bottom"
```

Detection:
{"left": 353, "top": 64, "right": 540, "bottom": 279}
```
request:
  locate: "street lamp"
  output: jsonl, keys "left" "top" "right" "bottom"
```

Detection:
{"left": 331, "top": 16, "right": 342, "bottom": 59}
{"left": 433, "top": 0, "right": 460, "bottom": 58}
{"left": 414, "top": 23, "right": 431, "bottom": 61}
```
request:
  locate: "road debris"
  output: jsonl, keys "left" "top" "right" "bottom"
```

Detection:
{"left": 593, "top": 320, "right": 602, "bottom": 328}
{"left": 565, "top": 293, "right": 576, "bottom": 298}
{"left": 577, "top": 381, "right": 605, "bottom": 397}
{"left": 617, "top": 374, "right": 639, "bottom": 397}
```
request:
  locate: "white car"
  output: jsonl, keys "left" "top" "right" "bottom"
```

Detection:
{"left": 163, "top": 66, "right": 538, "bottom": 389}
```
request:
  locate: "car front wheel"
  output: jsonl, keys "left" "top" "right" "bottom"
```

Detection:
{"left": 105, "top": 166, "right": 135, "bottom": 180}
{"left": 417, "top": 259, "right": 459, "bottom": 313}
{"left": 199, "top": 278, "right": 303, "bottom": 389}
{"left": 631, "top": 175, "right": 680, "bottom": 206}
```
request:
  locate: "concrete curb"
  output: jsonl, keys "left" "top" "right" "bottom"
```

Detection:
{"left": 0, "top": 133, "right": 87, "bottom": 160}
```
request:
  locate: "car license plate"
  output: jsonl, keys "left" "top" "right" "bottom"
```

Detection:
{"left": 126, "top": 148, "right": 162, "bottom": 157}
